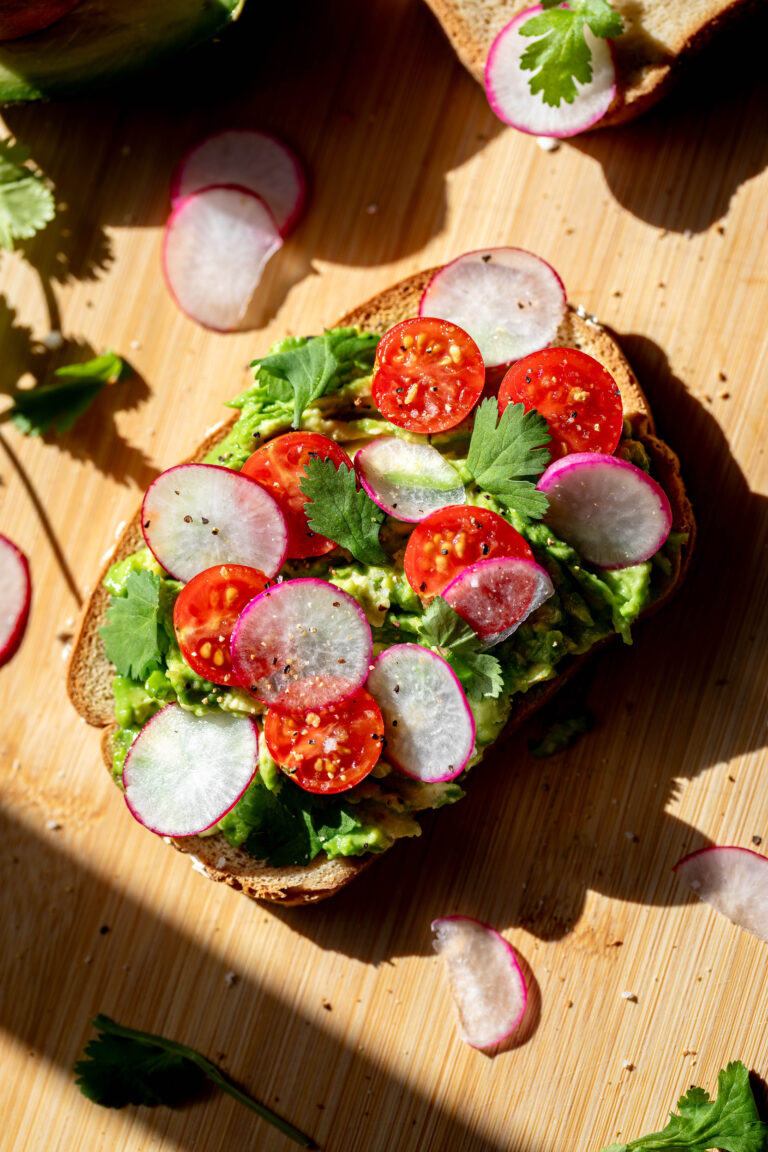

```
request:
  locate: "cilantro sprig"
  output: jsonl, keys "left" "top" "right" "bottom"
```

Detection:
{"left": 75, "top": 1015, "right": 315, "bottom": 1148}
{"left": 0, "top": 138, "right": 55, "bottom": 251}
{"left": 466, "top": 398, "right": 551, "bottom": 519}
{"left": 520, "top": 0, "right": 623, "bottom": 108}
{"left": 100, "top": 569, "right": 170, "bottom": 681}
{"left": 418, "top": 597, "right": 503, "bottom": 701}
{"left": 8, "top": 351, "right": 130, "bottom": 437}
{"left": 299, "top": 456, "right": 389, "bottom": 566}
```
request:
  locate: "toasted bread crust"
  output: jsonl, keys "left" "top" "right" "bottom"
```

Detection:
{"left": 69, "top": 270, "right": 694, "bottom": 905}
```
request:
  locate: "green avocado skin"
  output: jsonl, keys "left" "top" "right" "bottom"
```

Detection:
{"left": 0, "top": 0, "right": 244, "bottom": 104}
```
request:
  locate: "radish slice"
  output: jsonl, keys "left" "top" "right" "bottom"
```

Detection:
{"left": 355, "top": 437, "right": 465, "bottom": 522}
{"left": 170, "top": 130, "right": 306, "bottom": 236}
{"left": 537, "top": 453, "right": 672, "bottom": 568}
{"left": 485, "top": 6, "right": 617, "bottom": 138}
{"left": 123, "top": 705, "right": 258, "bottom": 837}
{"left": 673, "top": 847, "right": 768, "bottom": 943}
{"left": 419, "top": 248, "right": 566, "bottom": 367}
{"left": 366, "top": 644, "right": 474, "bottom": 782}
{"left": 231, "top": 579, "right": 372, "bottom": 711}
{"left": 443, "top": 557, "right": 554, "bottom": 647}
{"left": 163, "top": 185, "right": 282, "bottom": 331}
{"left": 0, "top": 534, "right": 30, "bottom": 667}
{"left": 142, "top": 463, "right": 288, "bottom": 583}
{"left": 432, "top": 916, "right": 527, "bottom": 1048}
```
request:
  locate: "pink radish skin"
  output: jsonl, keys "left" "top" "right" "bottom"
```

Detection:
{"left": 355, "top": 437, "right": 466, "bottom": 523}
{"left": 537, "top": 452, "right": 672, "bottom": 568}
{"left": 432, "top": 916, "right": 528, "bottom": 1048}
{"left": 0, "top": 534, "right": 30, "bottom": 667}
{"left": 142, "top": 463, "right": 288, "bottom": 584}
{"left": 485, "top": 7, "right": 617, "bottom": 138}
{"left": 231, "top": 579, "right": 373, "bottom": 712}
{"left": 419, "top": 248, "right": 566, "bottom": 368}
{"left": 366, "top": 644, "right": 475, "bottom": 783}
{"left": 443, "top": 556, "right": 554, "bottom": 647}
{"left": 673, "top": 847, "right": 768, "bottom": 944}
{"left": 163, "top": 184, "right": 282, "bottom": 332}
{"left": 123, "top": 705, "right": 258, "bottom": 837}
{"left": 170, "top": 130, "right": 306, "bottom": 236}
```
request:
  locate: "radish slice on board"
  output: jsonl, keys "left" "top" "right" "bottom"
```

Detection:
{"left": 0, "top": 534, "right": 30, "bottom": 667}
{"left": 163, "top": 185, "right": 282, "bottom": 331}
{"left": 432, "top": 916, "right": 527, "bottom": 1048}
{"left": 537, "top": 453, "right": 672, "bottom": 568}
{"left": 673, "top": 847, "right": 768, "bottom": 943}
{"left": 355, "top": 437, "right": 466, "bottom": 522}
{"left": 170, "top": 130, "right": 306, "bottom": 235}
{"left": 419, "top": 248, "right": 566, "bottom": 367}
{"left": 443, "top": 556, "right": 554, "bottom": 647}
{"left": 123, "top": 705, "right": 258, "bottom": 837}
{"left": 231, "top": 579, "right": 372, "bottom": 711}
{"left": 366, "top": 644, "right": 474, "bottom": 782}
{"left": 142, "top": 463, "right": 288, "bottom": 583}
{"left": 485, "top": 7, "right": 616, "bottom": 138}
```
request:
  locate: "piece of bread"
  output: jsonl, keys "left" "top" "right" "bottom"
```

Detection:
{"left": 422, "top": 0, "right": 757, "bottom": 128}
{"left": 68, "top": 268, "right": 695, "bottom": 905}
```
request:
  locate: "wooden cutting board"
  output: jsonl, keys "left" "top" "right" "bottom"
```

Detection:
{"left": 2, "top": 2, "right": 767, "bottom": 1149}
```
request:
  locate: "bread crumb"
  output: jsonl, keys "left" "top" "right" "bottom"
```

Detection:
{"left": 46, "top": 820, "right": 62, "bottom": 831}
{"left": 621, "top": 991, "right": 637, "bottom": 1002}
{"left": 622, "top": 1060, "right": 635, "bottom": 1071}
{"left": 225, "top": 971, "right": 239, "bottom": 987}
{"left": 535, "top": 136, "right": 560, "bottom": 152}
{"left": 41, "top": 330, "right": 64, "bottom": 351}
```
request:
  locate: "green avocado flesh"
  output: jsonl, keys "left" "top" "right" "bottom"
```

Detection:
{"left": 0, "top": 0, "right": 243, "bottom": 104}
{"left": 102, "top": 329, "right": 684, "bottom": 870}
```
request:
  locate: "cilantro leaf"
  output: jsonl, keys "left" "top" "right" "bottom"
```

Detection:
{"left": 9, "top": 351, "right": 130, "bottom": 437}
{"left": 75, "top": 1015, "right": 314, "bottom": 1147}
{"left": 299, "top": 456, "right": 389, "bottom": 566}
{"left": 466, "top": 398, "right": 551, "bottom": 519}
{"left": 0, "top": 138, "right": 56, "bottom": 251}
{"left": 418, "top": 597, "right": 504, "bottom": 701}
{"left": 520, "top": 0, "right": 623, "bottom": 108}
{"left": 100, "top": 569, "right": 168, "bottom": 681}
{"left": 600, "top": 1061, "right": 767, "bottom": 1152}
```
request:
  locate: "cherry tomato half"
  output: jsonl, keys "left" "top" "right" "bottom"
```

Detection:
{"left": 372, "top": 317, "right": 485, "bottom": 434}
{"left": 242, "top": 432, "right": 352, "bottom": 559}
{"left": 173, "top": 564, "right": 270, "bottom": 686}
{"left": 264, "top": 690, "right": 385, "bottom": 794}
{"left": 404, "top": 504, "right": 533, "bottom": 600}
{"left": 498, "top": 347, "right": 623, "bottom": 460}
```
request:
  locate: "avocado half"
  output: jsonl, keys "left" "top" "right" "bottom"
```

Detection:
{"left": 0, "top": 0, "right": 245, "bottom": 103}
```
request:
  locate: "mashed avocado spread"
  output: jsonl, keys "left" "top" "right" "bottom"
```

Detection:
{"left": 101, "top": 328, "right": 684, "bottom": 868}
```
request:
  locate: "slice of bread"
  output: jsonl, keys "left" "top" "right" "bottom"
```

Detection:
{"left": 68, "top": 268, "right": 695, "bottom": 905}
{"left": 422, "top": 0, "right": 756, "bottom": 127}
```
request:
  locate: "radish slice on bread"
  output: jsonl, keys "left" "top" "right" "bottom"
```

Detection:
{"left": 485, "top": 6, "right": 616, "bottom": 138}
{"left": 419, "top": 248, "right": 566, "bottom": 367}
{"left": 432, "top": 916, "right": 527, "bottom": 1048}
{"left": 355, "top": 437, "right": 466, "bottom": 522}
{"left": 537, "top": 453, "right": 672, "bottom": 568}
{"left": 674, "top": 847, "right": 768, "bottom": 943}
{"left": 443, "top": 556, "right": 554, "bottom": 647}
{"left": 123, "top": 705, "right": 258, "bottom": 837}
{"left": 142, "top": 463, "right": 288, "bottom": 583}
{"left": 0, "top": 534, "right": 30, "bottom": 667}
{"left": 163, "top": 185, "right": 282, "bottom": 331}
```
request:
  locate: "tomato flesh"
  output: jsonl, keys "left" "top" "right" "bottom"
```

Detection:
{"left": 498, "top": 347, "right": 623, "bottom": 459}
{"left": 372, "top": 317, "right": 485, "bottom": 434}
{"left": 242, "top": 432, "right": 352, "bottom": 558}
{"left": 173, "top": 564, "right": 270, "bottom": 686}
{"left": 404, "top": 504, "right": 533, "bottom": 600}
{"left": 264, "top": 690, "right": 384, "bottom": 794}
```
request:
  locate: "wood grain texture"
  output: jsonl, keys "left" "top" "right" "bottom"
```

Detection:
{"left": 1, "top": 1, "right": 767, "bottom": 1150}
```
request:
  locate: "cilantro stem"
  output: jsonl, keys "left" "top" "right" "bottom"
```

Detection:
{"left": 91, "top": 1015, "right": 316, "bottom": 1149}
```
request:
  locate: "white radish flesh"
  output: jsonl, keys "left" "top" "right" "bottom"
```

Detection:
{"left": 366, "top": 644, "right": 474, "bottom": 782}
{"left": 443, "top": 557, "right": 554, "bottom": 647}
{"left": 485, "top": 6, "right": 616, "bottom": 137}
{"left": 163, "top": 185, "right": 282, "bottom": 331}
{"left": 0, "top": 534, "right": 30, "bottom": 667}
{"left": 432, "top": 916, "right": 528, "bottom": 1048}
{"left": 123, "top": 705, "right": 258, "bottom": 837}
{"left": 537, "top": 452, "right": 672, "bottom": 568}
{"left": 674, "top": 847, "right": 768, "bottom": 943}
{"left": 419, "top": 248, "right": 566, "bottom": 367}
{"left": 142, "top": 463, "right": 288, "bottom": 583}
{"left": 231, "top": 579, "right": 372, "bottom": 711}
{"left": 355, "top": 437, "right": 465, "bottom": 522}
{"left": 170, "top": 130, "right": 306, "bottom": 235}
